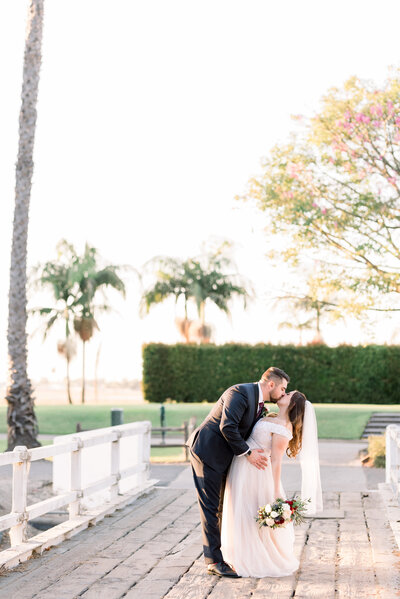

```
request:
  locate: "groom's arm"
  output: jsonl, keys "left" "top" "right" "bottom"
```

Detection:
{"left": 219, "top": 387, "right": 251, "bottom": 455}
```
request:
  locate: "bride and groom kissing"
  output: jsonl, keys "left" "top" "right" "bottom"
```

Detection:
{"left": 187, "top": 366, "right": 323, "bottom": 579}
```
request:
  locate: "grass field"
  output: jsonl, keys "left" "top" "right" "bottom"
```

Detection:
{"left": 0, "top": 402, "right": 399, "bottom": 440}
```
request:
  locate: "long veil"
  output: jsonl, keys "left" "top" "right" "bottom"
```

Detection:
{"left": 298, "top": 400, "right": 323, "bottom": 514}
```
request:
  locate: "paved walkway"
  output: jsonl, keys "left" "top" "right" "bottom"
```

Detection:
{"left": 0, "top": 442, "right": 399, "bottom": 598}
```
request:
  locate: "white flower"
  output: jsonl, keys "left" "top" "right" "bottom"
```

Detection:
{"left": 270, "top": 511, "right": 278, "bottom": 518}
{"left": 283, "top": 510, "right": 291, "bottom": 519}
{"left": 281, "top": 503, "right": 290, "bottom": 511}
{"left": 266, "top": 518, "right": 275, "bottom": 526}
{"left": 264, "top": 504, "right": 271, "bottom": 513}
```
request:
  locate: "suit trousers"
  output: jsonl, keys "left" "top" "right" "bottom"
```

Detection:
{"left": 190, "top": 449, "right": 227, "bottom": 565}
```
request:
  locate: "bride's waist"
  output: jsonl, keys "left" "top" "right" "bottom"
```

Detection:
{"left": 247, "top": 440, "right": 270, "bottom": 453}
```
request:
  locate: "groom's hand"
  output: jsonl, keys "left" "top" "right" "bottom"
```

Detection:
{"left": 246, "top": 449, "right": 268, "bottom": 470}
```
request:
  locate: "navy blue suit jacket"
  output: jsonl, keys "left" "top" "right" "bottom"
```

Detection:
{"left": 187, "top": 382, "right": 261, "bottom": 473}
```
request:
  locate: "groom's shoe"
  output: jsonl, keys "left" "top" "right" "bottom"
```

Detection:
{"left": 207, "top": 562, "right": 241, "bottom": 578}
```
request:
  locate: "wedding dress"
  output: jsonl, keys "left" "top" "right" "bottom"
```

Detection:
{"left": 221, "top": 418, "right": 299, "bottom": 578}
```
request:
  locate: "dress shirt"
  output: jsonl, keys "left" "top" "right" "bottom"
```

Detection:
{"left": 238, "top": 382, "right": 265, "bottom": 457}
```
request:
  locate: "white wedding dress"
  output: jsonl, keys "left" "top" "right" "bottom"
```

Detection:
{"left": 221, "top": 418, "right": 299, "bottom": 578}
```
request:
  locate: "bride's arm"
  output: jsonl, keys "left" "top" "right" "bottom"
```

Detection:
{"left": 270, "top": 434, "right": 288, "bottom": 499}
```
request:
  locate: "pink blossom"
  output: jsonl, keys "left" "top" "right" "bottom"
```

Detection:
{"left": 287, "top": 163, "right": 302, "bottom": 179}
{"left": 388, "top": 177, "right": 397, "bottom": 185}
{"left": 321, "top": 208, "right": 327, "bottom": 214}
{"left": 355, "top": 113, "right": 364, "bottom": 123}
{"left": 394, "top": 132, "right": 400, "bottom": 142}
{"left": 395, "top": 117, "right": 400, "bottom": 126}
{"left": 370, "top": 104, "right": 383, "bottom": 117}
{"left": 387, "top": 101, "right": 394, "bottom": 115}
{"left": 372, "top": 120, "right": 382, "bottom": 128}
{"left": 312, "top": 202, "right": 319, "bottom": 208}
{"left": 342, "top": 121, "right": 353, "bottom": 132}
{"left": 344, "top": 110, "right": 352, "bottom": 120}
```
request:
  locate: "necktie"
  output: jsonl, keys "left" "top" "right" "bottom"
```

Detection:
{"left": 256, "top": 401, "right": 264, "bottom": 418}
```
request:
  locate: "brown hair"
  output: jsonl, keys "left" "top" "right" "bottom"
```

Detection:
{"left": 286, "top": 391, "right": 307, "bottom": 458}
{"left": 260, "top": 367, "right": 290, "bottom": 384}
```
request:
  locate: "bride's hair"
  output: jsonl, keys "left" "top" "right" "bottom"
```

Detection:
{"left": 265, "top": 390, "right": 307, "bottom": 457}
{"left": 286, "top": 390, "right": 307, "bottom": 458}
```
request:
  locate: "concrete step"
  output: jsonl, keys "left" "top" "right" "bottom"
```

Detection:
{"left": 362, "top": 412, "right": 400, "bottom": 439}
{"left": 366, "top": 419, "right": 400, "bottom": 423}
{"left": 368, "top": 412, "right": 400, "bottom": 416}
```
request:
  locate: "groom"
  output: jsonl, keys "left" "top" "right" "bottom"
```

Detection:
{"left": 187, "top": 367, "right": 290, "bottom": 577}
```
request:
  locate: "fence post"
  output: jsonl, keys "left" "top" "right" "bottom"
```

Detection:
{"left": 68, "top": 437, "right": 83, "bottom": 518}
{"left": 110, "top": 430, "right": 121, "bottom": 500}
{"left": 111, "top": 408, "right": 123, "bottom": 427}
{"left": 9, "top": 446, "right": 30, "bottom": 546}
{"left": 142, "top": 423, "right": 151, "bottom": 484}
{"left": 183, "top": 421, "right": 189, "bottom": 461}
{"left": 160, "top": 405, "right": 166, "bottom": 445}
{"left": 188, "top": 416, "right": 197, "bottom": 436}
{"left": 386, "top": 424, "right": 399, "bottom": 491}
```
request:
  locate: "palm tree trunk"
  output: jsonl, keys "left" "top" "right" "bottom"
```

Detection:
{"left": 66, "top": 354, "right": 72, "bottom": 404}
{"left": 65, "top": 315, "right": 72, "bottom": 404}
{"left": 94, "top": 342, "right": 101, "bottom": 402}
{"left": 81, "top": 340, "right": 86, "bottom": 404}
{"left": 316, "top": 304, "right": 321, "bottom": 335}
{"left": 199, "top": 301, "right": 205, "bottom": 326}
{"left": 6, "top": 0, "right": 44, "bottom": 450}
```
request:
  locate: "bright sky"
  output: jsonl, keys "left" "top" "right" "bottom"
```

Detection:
{"left": 1, "top": 0, "right": 400, "bottom": 383}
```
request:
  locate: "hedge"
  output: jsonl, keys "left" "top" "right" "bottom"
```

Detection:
{"left": 142, "top": 343, "right": 400, "bottom": 404}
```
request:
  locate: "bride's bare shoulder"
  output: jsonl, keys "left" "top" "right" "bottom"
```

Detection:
{"left": 266, "top": 415, "right": 293, "bottom": 434}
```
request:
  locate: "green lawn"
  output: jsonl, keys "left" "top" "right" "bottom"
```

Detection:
{"left": 0, "top": 402, "right": 399, "bottom": 440}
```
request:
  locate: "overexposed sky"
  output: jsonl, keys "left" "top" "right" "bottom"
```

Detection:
{"left": 1, "top": 0, "right": 400, "bottom": 383}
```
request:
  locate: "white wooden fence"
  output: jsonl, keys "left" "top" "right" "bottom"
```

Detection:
{"left": 0, "top": 421, "right": 155, "bottom": 570}
{"left": 386, "top": 424, "right": 400, "bottom": 499}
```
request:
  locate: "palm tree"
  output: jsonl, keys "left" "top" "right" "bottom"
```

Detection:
{"left": 33, "top": 241, "right": 126, "bottom": 404}
{"left": 183, "top": 253, "right": 249, "bottom": 329}
{"left": 6, "top": 0, "right": 44, "bottom": 450}
{"left": 141, "top": 245, "right": 250, "bottom": 342}
{"left": 32, "top": 240, "right": 81, "bottom": 404}
{"left": 73, "top": 244, "right": 126, "bottom": 404}
{"left": 140, "top": 257, "right": 191, "bottom": 319}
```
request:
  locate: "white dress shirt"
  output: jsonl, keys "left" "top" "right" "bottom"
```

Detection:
{"left": 238, "top": 382, "right": 265, "bottom": 457}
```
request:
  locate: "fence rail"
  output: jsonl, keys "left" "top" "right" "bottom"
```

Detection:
{"left": 386, "top": 424, "right": 400, "bottom": 500}
{"left": 0, "top": 421, "right": 155, "bottom": 570}
{"left": 151, "top": 417, "right": 197, "bottom": 460}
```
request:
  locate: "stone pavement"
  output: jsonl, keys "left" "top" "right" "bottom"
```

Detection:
{"left": 0, "top": 441, "right": 399, "bottom": 598}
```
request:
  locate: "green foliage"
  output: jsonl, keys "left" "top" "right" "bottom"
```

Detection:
{"left": 367, "top": 435, "right": 386, "bottom": 467}
{"left": 142, "top": 343, "right": 400, "bottom": 404}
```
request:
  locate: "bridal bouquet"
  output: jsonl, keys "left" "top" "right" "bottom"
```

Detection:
{"left": 256, "top": 497, "right": 310, "bottom": 529}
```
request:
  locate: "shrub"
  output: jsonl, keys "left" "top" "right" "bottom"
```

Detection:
{"left": 142, "top": 343, "right": 400, "bottom": 404}
{"left": 367, "top": 435, "right": 386, "bottom": 468}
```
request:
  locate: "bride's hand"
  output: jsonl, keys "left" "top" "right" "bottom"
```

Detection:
{"left": 246, "top": 449, "right": 268, "bottom": 470}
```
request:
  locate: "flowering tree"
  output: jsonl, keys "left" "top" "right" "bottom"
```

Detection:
{"left": 242, "top": 70, "right": 400, "bottom": 311}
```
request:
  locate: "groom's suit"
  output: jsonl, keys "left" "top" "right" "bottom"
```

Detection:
{"left": 187, "top": 382, "right": 264, "bottom": 564}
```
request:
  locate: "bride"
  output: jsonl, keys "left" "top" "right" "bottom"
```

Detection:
{"left": 221, "top": 390, "right": 323, "bottom": 578}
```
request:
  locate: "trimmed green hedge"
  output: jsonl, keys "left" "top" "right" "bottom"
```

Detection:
{"left": 142, "top": 343, "right": 400, "bottom": 404}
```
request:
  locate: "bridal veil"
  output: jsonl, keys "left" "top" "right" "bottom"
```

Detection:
{"left": 298, "top": 400, "right": 323, "bottom": 514}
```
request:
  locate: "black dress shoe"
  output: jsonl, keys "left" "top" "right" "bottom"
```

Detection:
{"left": 207, "top": 561, "right": 241, "bottom": 578}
